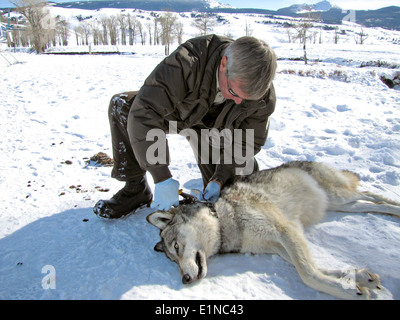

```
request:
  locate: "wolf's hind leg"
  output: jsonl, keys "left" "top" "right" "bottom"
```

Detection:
{"left": 274, "top": 219, "right": 376, "bottom": 299}
{"left": 332, "top": 199, "right": 400, "bottom": 216}
{"left": 361, "top": 191, "right": 400, "bottom": 206}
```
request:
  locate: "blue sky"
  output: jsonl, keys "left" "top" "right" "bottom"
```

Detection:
{"left": 1, "top": 0, "right": 399, "bottom": 10}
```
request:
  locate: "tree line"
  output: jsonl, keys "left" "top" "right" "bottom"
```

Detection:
{"left": 6, "top": 0, "right": 234, "bottom": 54}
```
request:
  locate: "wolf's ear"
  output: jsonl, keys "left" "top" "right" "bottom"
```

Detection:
{"left": 154, "top": 241, "right": 164, "bottom": 252}
{"left": 146, "top": 211, "right": 174, "bottom": 230}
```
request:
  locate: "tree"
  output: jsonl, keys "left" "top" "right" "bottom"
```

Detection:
{"left": 11, "top": 0, "right": 54, "bottom": 53}
{"left": 153, "top": 17, "right": 160, "bottom": 45}
{"left": 159, "top": 11, "right": 178, "bottom": 55}
{"left": 175, "top": 20, "right": 184, "bottom": 45}
{"left": 73, "top": 25, "right": 82, "bottom": 45}
{"left": 293, "top": 20, "right": 313, "bottom": 64}
{"left": 334, "top": 27, "right": 339, "bottom": 44}
{"left": 146, "top": 20, "right": 153, "bottom": 45}
{"left": 191, "top": 13, "right": 217, "bottom": 36}
{"left": 56, "top": 17, "right": 68, "bottom": 46}
{"left": 80, "top": 21, "right": 91, "bottom": 46}
{"left": 99, "top": 16, "right": 109, "bottom": 45}
{"left": 286, "top": 26, "right": 293, "bottom": 43}
{"left": 107, "top": 15, "right": 118, "bottom": 45}
{"left": 244, "top": 20, "right": 253, "bottom": 37}
{"left": 355, "top": 26, "right": 369, "bottom": 45}
{"left": 292, "top": 6, "right": 320, "bottom": 64}
{"left": 127, "top": 13, "right": 137, "bottom": 45}
{"left": 136, "top": 20, "right": 145, "bottom": 45}
{"left": 117, "top": 14, "right": 127, "bottom": 45}
{"left": 91, "top": 21, "right": 101, "bottom": 45}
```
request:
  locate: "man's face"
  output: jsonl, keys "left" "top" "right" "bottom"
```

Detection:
{"left": 218, "top": 56, "right": 251, "bottom": 105}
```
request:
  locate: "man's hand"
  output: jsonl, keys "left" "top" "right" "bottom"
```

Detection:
{"left": 203, "top": 181, "right": 221, "bottom": 203}
{"left": 151, "top": 178, "right": 180, "bottom": 211}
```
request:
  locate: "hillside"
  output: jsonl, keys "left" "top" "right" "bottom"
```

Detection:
{"left": 48, "top": 0, "right": 400, "bottom": 31}
{"left": 51, "top": 0, "right": 210, "bottom": 12}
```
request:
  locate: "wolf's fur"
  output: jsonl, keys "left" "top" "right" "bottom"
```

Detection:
{"left": 147, "top": 161, "right": 400, "bottom": 300}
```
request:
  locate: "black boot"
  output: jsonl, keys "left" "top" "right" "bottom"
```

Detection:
{"left": 93, "top": 177, "right": 152, "bottom": 219}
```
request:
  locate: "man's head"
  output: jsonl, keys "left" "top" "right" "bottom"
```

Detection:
{"left": 219, "top": 36, "right": 277, "bottom": 104}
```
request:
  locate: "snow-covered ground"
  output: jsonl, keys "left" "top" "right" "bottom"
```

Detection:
{"left": 0, "top": 7, "right": 399, "bottom": 300}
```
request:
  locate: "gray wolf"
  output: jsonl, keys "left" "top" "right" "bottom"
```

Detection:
{"left": 147, "top": 161, "right": 400, "bottom": 300}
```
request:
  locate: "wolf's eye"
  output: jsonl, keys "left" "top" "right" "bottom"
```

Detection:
{"left": 174, "top": 243, "right": 179, "bottom": 253}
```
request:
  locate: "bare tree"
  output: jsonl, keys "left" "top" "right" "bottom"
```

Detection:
{"left": 136, "top": 20, "right": 145, "bottom": 45}
{"left": 292, "top": 6, "right": 319, "bottom": 64}
{"left": 127, "top": 13, "right": 137, "bottom": 45}
{"left": 355, "top": 26, "right": 369, "bottom": 45}
{"left": 244, "top": 20, "right": 253, "bottom": 37}
{"left": 56, "top": 17, "right": 68, "bottom": 46}
{"left": 99, "top": 16, "right": 109, "bottom": 45}
{"left": 117, "top": 13, "right": 127, "bottom": 45}
{"left": 154, "top": 17, "right": 160, "bottom": 45}
{"left": 91, "top": 20, "right": 101, "bottom": 45}
{"left": 286, "top": 27, "right": 293, "bottom": 43}
{"left": 159, "top": 11, "right": 178, "bottom": 55}
{"left": 107, "top": 15, "right": 118, "bottom": 45}
{"left": 80, "top": 21, "right": 91, "bottom": 46}
{"left": 293, "top": 21, "right": 313, "bottom": 64}
{"left": 146, "top": 20, "right": 153, "bottom": 45}
{"left": 10, "top": 29, "right": 21, "bottom": 47}
{"left": 312, "top": 30, "right": 318, "bottom": 44}
{"left": 19, "top": 29, "right": 29, "bottom": 47}
{"left": 73, "top": 25, "right": 82, "bottom": 45}
{"left": 175, "top": 20, "right": 184, "bottom": 45}
{"left": 334, "top": 27, "right": 339, "bottom": 44}
{"left": 191, "top": 13, "right": 217, "bottom": 36}
{"left": 10, "top": 0, "right": 54, "bottom": 53}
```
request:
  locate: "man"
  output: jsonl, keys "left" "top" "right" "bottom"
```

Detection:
{"left": 94, "top": 35, "right": 277, "bottom": 219}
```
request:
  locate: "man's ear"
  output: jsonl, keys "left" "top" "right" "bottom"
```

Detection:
{"left": 146, "top": 211, "right": 174, "bottom": 230}
{"left": 220, "top": 55, "right": 228, "bottom": 73}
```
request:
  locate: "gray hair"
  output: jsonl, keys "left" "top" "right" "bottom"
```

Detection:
{"left": 224, "top": 37, "right": 277, "bottom": 100}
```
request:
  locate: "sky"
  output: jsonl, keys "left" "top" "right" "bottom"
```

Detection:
{"left": 1, "top": 0, "right": 399, "bottom": 11}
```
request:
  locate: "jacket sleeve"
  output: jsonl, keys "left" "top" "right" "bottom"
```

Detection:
{"left": 210, "top": 84, "right": 277, "bottom": 186}
{"left": 127, "top": 47, "right": 199, "bottom": 183}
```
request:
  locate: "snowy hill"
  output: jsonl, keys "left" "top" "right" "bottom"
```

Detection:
{"left": 47, "top": 1, "right": 400, "bottom": 31}
{"left": 0, "top": 6, "right": 400, "bottom": 301}
{"left": 279, "top": 0, "right": 332, "bottom": 14}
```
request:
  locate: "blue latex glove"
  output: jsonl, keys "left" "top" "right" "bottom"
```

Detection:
{"left": 203, "top": 181, "right": 221, "bottom": 203}
{"left": 151, "top": 178, "right": 180, "bottom": 211}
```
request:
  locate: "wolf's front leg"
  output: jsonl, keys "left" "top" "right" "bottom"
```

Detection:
{"left": 274, "top": 221, "right": 375, "bottom": 300}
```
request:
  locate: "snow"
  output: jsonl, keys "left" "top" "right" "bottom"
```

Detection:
{"left": 0, "top": 7, "right": 399, "bottom": 300}
{"left": 206, "top": 0, "right": 234, "bottom": 9}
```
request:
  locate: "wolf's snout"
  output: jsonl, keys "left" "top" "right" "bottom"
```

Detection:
{"left": 182, "top": 274, "right": 193, "bottom": 284}
{"left": 182, "top": 251, "right": 205, "bottom": 284}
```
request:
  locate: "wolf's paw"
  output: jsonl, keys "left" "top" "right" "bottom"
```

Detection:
{"left": 355, "top": 268, "right": 382, "bottom": 290}
{"left": 349, "top": 269, "right": 384, "bottom": 300}
{"left": 333, "top": 267, "right": 383, "bottom": 299}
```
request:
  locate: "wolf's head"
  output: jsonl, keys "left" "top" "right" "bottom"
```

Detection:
{"left": 147, "top": 203, "right": 220, "bottom": 284}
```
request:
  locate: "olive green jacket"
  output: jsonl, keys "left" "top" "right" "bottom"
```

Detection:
{"left": 128, "top": 35, "right": 276, "bottom": 185}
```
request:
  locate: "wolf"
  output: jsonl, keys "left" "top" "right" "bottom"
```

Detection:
{"left": 147, "top": 161, "right": 400, "bottom": 300}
